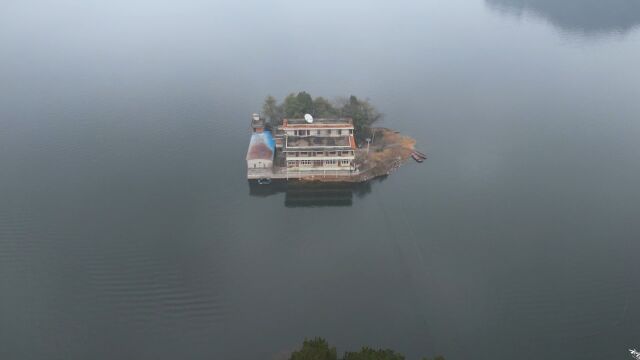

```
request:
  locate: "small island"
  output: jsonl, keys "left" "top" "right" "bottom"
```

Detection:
{"left": 246, "top": 92, "right": 423, "bottom": 183}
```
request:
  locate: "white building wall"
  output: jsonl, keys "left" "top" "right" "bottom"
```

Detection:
{"left": 247, "top": 159, "right": 273, "bottom": 169}
{"left": 286, "top": 159, "right": 354, "bottom": 171}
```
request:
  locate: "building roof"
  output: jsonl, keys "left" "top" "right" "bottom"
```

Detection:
{"left": 282, "top": 118, "right": 353, "bottom": 128}
{"left": 285, "top": 135, "right": 356, "bottom": 150}
{"left": 246, "top": 131, "right": 275, "bottom": 161}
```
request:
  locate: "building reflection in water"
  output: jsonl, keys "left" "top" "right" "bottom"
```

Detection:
{"left": 247, "top": 178, "right": 385, "bottom": 207}
{"left": 485, "top": 0, "right": 640, "bottom": 35}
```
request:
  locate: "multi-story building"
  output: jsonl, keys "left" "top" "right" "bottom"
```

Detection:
{"left": 279, "top": 118, "right": 357, "bottom": 173}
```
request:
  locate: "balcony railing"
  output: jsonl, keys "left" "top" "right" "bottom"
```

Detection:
{"left": 287, "top": 152, "right": 354, "bottom": 158}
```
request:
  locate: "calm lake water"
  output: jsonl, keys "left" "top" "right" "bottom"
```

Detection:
{"left": 1, "top": 1, "right": 640, "bottom": 359}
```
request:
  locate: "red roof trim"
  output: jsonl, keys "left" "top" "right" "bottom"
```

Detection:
{"left": 349, "top": 135, "right": 356, "bottom": 149}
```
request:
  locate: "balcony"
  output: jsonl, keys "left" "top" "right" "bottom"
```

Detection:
{"left": 286, "top": 151, "right": 355, "bottom": 159}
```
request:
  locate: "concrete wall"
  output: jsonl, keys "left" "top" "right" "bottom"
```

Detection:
{"left": 247, "top": 159, "right": 273, "bottom": 169}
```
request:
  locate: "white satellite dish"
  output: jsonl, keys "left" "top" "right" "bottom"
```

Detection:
{"left": 304, "top": 114, "right": 313, "bottom": 123}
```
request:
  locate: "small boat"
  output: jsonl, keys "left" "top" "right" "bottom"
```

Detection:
{"left": 257, "top": 178, "right": 272, "bottom": 185}
{"left": 411, "top": 153, "right": 424, "bottom": 163}
{"left": 413, "top": 150, "right": 427, "bottom": 159}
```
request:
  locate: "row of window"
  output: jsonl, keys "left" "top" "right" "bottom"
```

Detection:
{"left": 289, "top": 151, "right": 353, "bottom": 157}
{"left": 290, "top": 129, "right": 353, "bottom": 136}
{"left": 288, "top": 159, "right": 351, "bottom": 166}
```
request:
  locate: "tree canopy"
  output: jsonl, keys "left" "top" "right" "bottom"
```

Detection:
{"left": 288, "top": 338, "right": 444, "bottom": 360}
{"left": 343, "top": 347, "right": 405, "bottom": 360}
{"left": 261, "top": 91, "right": 382, "bottom": 139}
{"left": 289, "top": 338, "right": 338, "bottom": 360}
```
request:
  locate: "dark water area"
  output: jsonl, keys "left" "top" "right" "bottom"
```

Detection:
{"left": 1, "top": 1, "right": 640, "bottom": 359}
{"left": 248, "top": 181, "right": 380, "bottom": 207}
{"left": 486, "top": 0, "right": 640, "bottom": 35}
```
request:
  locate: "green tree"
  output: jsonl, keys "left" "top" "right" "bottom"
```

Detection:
{"left": 289, "top": 338, "right": 338, "bottom": 360}
{"left": 313, "top": 96, "right": 337, "bottom": 118}
{"left": 282, "top": 91, "right": 315, "bottom": 118}
{"left": 340, "top": 95, "right": 381, "bottom": 139}
{"left": 264, "top": 92, "right": 381, "bottom": 136}
{"left": 283, "top": 93, "right": 302, "bottom": 118}
{"left": 296, "top": 91, "right": 314, "bottom": 115}
{"left": 343, "top": 347, "right": 405, "bottom": 360}
{"left": 263, "top": 95, "right": 282, "bottom": 125}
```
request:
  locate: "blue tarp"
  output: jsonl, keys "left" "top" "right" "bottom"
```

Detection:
{"left": 246, "top": 130, "right": 275, "bottom": 161}
{"left": 262, "top": 130, "right": 276, "bottom": 151}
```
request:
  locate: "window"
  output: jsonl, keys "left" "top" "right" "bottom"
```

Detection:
{"left": 300, "top": 160, "right": 312, "bottom": 165}
{"left": 325, "top": 159, "right": 337, "bottom": 165}
{"left": 341, "top": 159, "right": 350, "bottom": 165}
{"left": 288, "top": 160, "right": 297, "bottom": 167}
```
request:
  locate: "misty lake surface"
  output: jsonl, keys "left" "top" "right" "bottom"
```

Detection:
{"left": 1, "top": 1, "right": 640, "bottom": 359}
